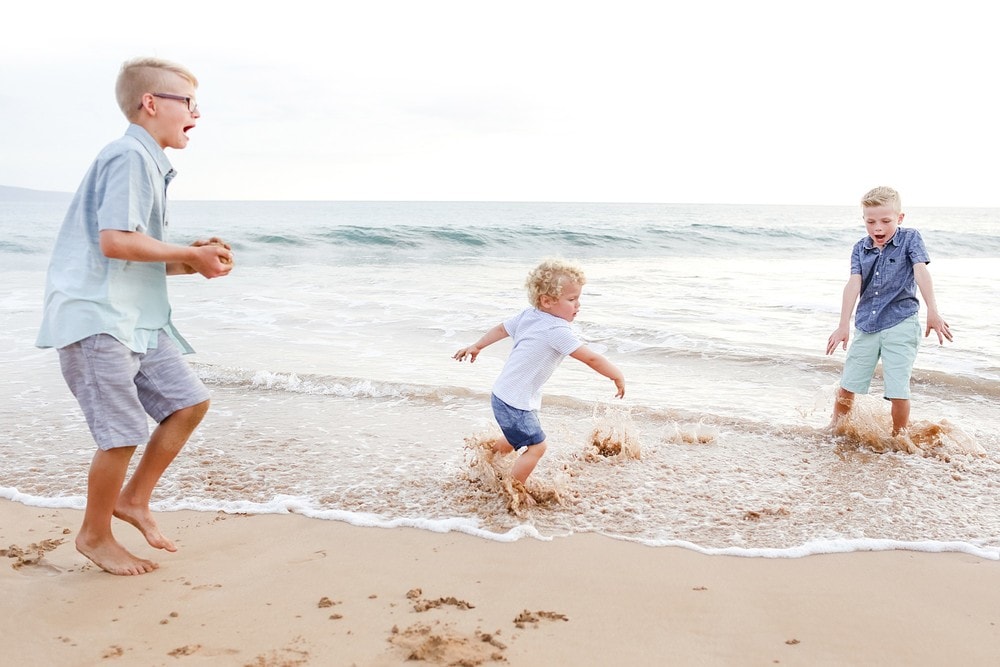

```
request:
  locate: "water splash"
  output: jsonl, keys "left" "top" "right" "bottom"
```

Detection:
{"left": 586, "top": 402, "right": 642, "bottom": 460}
{"left": 831, "top": 393, "right": 985, "bottom": 461}
{"left": 462, "top": 431, "right": 566, "bottom": 517}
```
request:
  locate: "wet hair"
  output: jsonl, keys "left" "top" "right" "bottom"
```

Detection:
{"left": 116, "top": 57, "right": 198, "bottom": 121}
{"left": 525, "top": 258, "right": 586, "bottom": 308}
{"left": 861, "top": 186, "right": 901, "bottom": 213}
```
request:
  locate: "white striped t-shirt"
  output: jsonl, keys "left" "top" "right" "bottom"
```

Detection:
{"left": 492, "top": 308, "right": 583, "bottom": 411}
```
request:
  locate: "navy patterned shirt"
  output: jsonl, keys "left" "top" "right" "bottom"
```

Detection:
{"left": 850, "top": 227, "right": 930, "bottom": 334}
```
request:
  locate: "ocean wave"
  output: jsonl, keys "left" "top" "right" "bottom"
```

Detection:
{"left": 212, "top": 224, "right": 1000, "bottom": 267}
{"left": 4, "top": 487, "right": 996, "bottom": 559}
{"left": 194, "top": 364, "right": 484, "bottom": 403}
{"left": 7, "top": 201, "right": 1000, "bottom": 265}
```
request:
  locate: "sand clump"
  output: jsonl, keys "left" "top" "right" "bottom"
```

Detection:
{"left": 2, "top": 538, "right": 65, "bottom": 569}
{"left": 388, "top": 622, "right": 507, "bottom": 665}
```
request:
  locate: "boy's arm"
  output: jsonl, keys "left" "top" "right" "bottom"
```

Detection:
{"left": 100, "top": 230, "right": 233, "bottom": 279}
{"left": 913, "top": 263, "right": 953, "bottom": 344}
{"left": 570, "top": 344, "right": 625, "bottom": 398}
{"left": 826, "top": 274, "right": 862, "bottom": 355}
{"left": 453, "top": 323, "right": 509, "bottom": 363}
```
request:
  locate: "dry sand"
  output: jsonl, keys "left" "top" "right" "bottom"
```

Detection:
{"left": 2, "top": 499, "right": 997, "bottom": 666}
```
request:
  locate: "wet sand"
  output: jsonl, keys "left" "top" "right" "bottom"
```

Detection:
{"left": 2, "top": 499, "right": 997, "bottom": 665}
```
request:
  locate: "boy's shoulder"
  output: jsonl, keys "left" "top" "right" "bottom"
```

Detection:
{"left": 506, "top": 308, "right": 575, "bottom": 333}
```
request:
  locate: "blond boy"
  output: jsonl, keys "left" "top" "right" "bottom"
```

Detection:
{"left": 455, "top": 259, "right": 625, "bottom": 483}
{"left": 37, "top": 57, "right": 233, "bottom": 575}
{"left": 826, "top": 186, "right": 952, "bottom": 434}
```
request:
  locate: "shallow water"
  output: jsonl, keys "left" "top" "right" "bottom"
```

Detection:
{"left": 2, "top": 200, "right": 998, "bottom": 558}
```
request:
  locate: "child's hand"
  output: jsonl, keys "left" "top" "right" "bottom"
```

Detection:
{"left": 826, "top": 326, "right": 850, "bottom": 355}
{"left": 453, "top": 346, "right": 481, "bottom": 363}
{"left": 613, "top": 376, "right": 625, "bottom": 399}
{"left": 192, "top": 237, "right": 234, "bottom": 265}
{"left": 186, "top": 240, "right": 234, "bottom": 279}
{"left": 925, "top": 312, "right": 953, "bottom": 344}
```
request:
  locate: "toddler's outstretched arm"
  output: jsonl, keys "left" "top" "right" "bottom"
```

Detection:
{"left": 570, "top": 345, "right": 625, "bottom": 398}
{"left": 454, "top": 323, "right": 509, "bottom": 363}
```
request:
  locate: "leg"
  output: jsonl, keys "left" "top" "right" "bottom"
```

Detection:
{"left": 115, "top": 400, "right": 209, "bottom": 551}
{"left": 76, "top": 445, "right": 158, "bottom": 576}
{"left": 492, "top": 437, "right": 514, "bottom": 456}
{"left": 889, "top": 398, "right": 910, "bottom": 435}
{"left": 510, "top": 441, "right": 547, "bottom": 483}
{"left": 881, "top": 317, "right": 919, "bottom": 437}
{"left": 829, "top": 387, "right": 855, "bottom": 429}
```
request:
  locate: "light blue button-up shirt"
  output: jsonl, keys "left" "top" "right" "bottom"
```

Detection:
{"left": 850, "top": 226, "right": 930, "bottom": 334}
{"left": 36, "top": 124, "right": 192, "bottom": 353}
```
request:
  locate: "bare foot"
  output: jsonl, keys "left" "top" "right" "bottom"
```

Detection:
{"left": 75, "top": 534, "right": 158, "bottom": 576}
{"left": 114, "top": 504, "right": 177, "bottom": 552}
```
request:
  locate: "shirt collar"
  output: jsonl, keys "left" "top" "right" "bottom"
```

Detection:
{"left": 125, "top": 124, "right": 176, "bottom": 183}
{"left": 862, "top": 228, "right": 902, "bottom": 251}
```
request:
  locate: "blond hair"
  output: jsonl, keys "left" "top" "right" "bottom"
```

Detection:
{"left": 861, "top": 186, "right": 901, "bottom": 213}
{"left": 116, "top": 57, "right": 198, "bottom": 121}
{"left": 525, "top": 258, "right": 586, "bottom": 308}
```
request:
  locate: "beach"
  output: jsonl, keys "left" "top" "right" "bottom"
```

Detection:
{"left": 3, "top": 499, "right": 998, "bottom": 666}
{"left": 3, "top": 199, "right": 999, "bottom": 664}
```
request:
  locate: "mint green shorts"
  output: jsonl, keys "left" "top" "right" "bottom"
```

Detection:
{"left": 841, "top": 315, "right": 920, "bottom": 400}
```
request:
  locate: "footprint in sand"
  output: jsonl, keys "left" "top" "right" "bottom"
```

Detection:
{"left": 2, "top": 539, "right": 67, "bottom": 576}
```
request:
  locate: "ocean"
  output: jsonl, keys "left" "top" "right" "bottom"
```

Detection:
{"left": 2, "top": 199, "right": 999, "bottom": 558}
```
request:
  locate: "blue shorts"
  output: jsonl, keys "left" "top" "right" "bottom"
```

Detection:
{"left": 57, "top": 331, "right": 211, "bottom": 450}
{"left": 491, "top": 394, "right": 545, "bottom": 450}
{"left": 841, "top": 315, "right": 920, "bottom": 400}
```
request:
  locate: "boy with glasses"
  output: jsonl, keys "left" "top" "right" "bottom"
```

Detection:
{"left": 37, "top": 57, "right": 233, "bottom": 575}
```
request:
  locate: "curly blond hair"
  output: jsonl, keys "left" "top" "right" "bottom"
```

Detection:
{"left": 525, "top": 258, "right": 586, "bottom": 308}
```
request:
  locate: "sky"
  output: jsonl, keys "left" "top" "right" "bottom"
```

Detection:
{"left": 2, "top": 1, "right": 998, "bottom": 205}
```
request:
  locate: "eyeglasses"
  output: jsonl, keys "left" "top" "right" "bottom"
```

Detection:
{"left": 138, "top": 92, "right": 199, "bottom": 113}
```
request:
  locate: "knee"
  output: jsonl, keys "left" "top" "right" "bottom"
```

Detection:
{"left": 170, "top": 399, "right": 210, "bottom": 425}
{"left": 530, "top": 441, "right": 547, "bottom": 457}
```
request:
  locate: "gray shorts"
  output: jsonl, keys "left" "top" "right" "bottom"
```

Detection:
{"left": 58, "top": 331, "right": 211, "bottom": 450}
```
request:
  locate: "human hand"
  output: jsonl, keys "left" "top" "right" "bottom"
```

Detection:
{"left": 192, "top": 237, "right": 233, "bottom": 264}
{"left": 925, "top": 313, "right": 953, "bottom": 344}
{"left": 613, "top": 377, "right": 625, "bottom": 399}
{"left": 186, "top": 239, "right": 234, "bottom": 279}
{"left": 826, "top": 326, "right": 850, "bottom": 355}
{"left": 453, "top": 346, "right": 481, "bottom": 363}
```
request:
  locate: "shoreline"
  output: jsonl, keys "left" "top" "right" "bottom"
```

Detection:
{"left": 2, "top": 499, "right": 998, "bottom": 665}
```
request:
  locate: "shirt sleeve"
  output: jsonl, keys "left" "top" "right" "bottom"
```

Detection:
{"left": 548, "top": 322, "right": 583, "bottom": 355}
{"left": 96, "top": 149, "right": 155, "bottom": 234}
{"left": 849, "top": 241, "right": 863, "bottom": 276}
{"left": 906, "top": 229, "right": 931, "bottom": 265}
{"left": 503, "top": 310, "right": 525, "bottom": 336}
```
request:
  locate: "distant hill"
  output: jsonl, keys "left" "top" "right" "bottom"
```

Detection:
{"left": 0, "top": 185, "right": 72, "bottom": 202}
